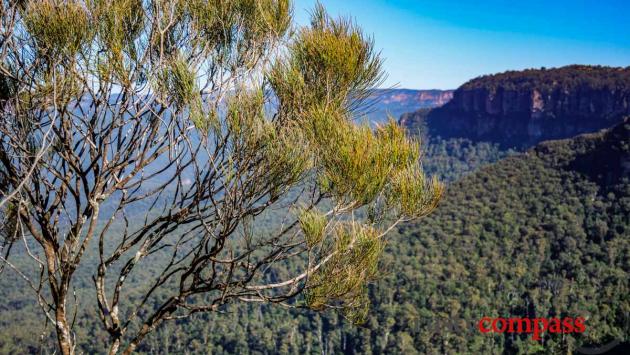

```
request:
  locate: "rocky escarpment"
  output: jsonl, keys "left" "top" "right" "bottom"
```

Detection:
{"left": 401, "top": 65, "right": 630, "bottom": 148}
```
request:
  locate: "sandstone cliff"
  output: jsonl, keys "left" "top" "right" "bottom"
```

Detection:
{"left": 400, "top": 65, "right": 630, "bottom": 148}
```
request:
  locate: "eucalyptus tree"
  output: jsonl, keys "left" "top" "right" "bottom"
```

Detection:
{"left": 0, "top": 1, "right": 442, "bottom": 354}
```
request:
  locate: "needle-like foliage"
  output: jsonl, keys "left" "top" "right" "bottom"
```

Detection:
{"left": 24, "top": 0, "right": 92, "bottom": 59}
{"left": 305, "top": 222, "right": 384, "bottom": 324}
{"left": 298, "top": 208, "right": 327, "bottom": 248}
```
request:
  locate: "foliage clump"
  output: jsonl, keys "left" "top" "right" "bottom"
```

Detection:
{"left": 264, "top": 6, "right": 443, "bottom": 322}
{"left": 388, "top": 165, "right": 443, "bottom": 218}
{"left": 94, "top": 0, "right": 144, "bottom": 48}
{"left": 187, "top": 0, "right": 291, "bottom": 67}
{"left": 269, "top": 3, "right": 384, "bottom": 116}
{"left": 24, "top": 0, "right": 92, "bottom": 58}
{"left": 305, "top": 222, "right": 384, "bottom": 324}
{"left": 157, "top": 54, "right": 206, "bottom": 130}
{"left": 298, "top": 208, "right": 327, "bottom": 248}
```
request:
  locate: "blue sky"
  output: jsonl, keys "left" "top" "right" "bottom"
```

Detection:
{"left": 294, "top": 0, "right": 630, "bottom": 89}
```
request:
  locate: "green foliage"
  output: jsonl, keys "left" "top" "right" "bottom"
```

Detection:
{"left": 226, "top": 88, "right": 268, "bottom": 140}
{"left": 305, "top": 109, "right": 430, "bottom": 208}
{"left": 269, "top": 4, "right": 384, "bottom": 115}
{"left": 387, "top": 165, "right": 443, "bottom": 218}
{"left": 238, "top": 0, "right": 292, "bottom": 41}
{"left": 305, "top": 222, "right": 383, "bottom": 324}
{"left": 422, "top": 137, "right": 516, "bottom": 182}
{"left": 386, "top": 121, "right": 630, "bottom": 353}
{"left": 93, "top": 0, "right": 144, "bottom": 55}
{"left": 187, "top": 0, "right": 291, "bottom": 67}
{"left": 298, "top": 208, "right": 327, "bottom": 248}
{"left": 224, "top": 88, "right": 311, "bottom": 190}
{"left": 261, "top": 124, "right": 312, "bottom": 191}
{"left": 294, "top": 4, "right": 382, "bottom": 102}
{"left": 24, "top": 0, "right": 92, "bottom": 58}
{"left": 156, "top": 54, "right": 207, "bottom": 130}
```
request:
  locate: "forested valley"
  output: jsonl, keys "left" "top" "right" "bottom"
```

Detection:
{"left": 1, "top": 116, "right": 627, "bottom": 353}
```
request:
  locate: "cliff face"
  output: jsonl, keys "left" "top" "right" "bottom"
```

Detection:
{"left": 401, "top": 65, "right": 630, "bottom": 148}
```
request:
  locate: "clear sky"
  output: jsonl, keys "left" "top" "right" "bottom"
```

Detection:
{"left": 294, "top": 0, "right": 630, "bottom": 89}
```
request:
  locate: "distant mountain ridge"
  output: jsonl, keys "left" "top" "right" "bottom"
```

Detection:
{"left": 400, "top": 65, "right": 630, "bottom": 148}
{"left": 373, "top": 88, "right": 453, "bottom": 107}
{"left": 362, "top": 88, "right": 453, "bottom": 124}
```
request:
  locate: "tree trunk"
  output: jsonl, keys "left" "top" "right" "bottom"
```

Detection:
{"left": 41, "top": 239, "right": 74, "bottom": 355}
{"left": 108, "top": 339, "right": 121, "bottom": 355}
{"left": 55, "top": 301, "right": 75, "bottom": 355}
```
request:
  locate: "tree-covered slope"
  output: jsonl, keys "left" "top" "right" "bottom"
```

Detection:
{"left": 385, "top": 118, "right": 629, "bottom": 353}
